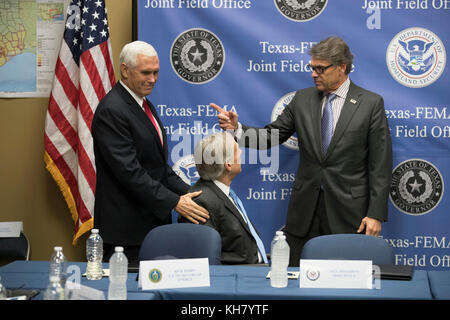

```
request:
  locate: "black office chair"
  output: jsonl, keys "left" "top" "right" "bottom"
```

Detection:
{"left": 300, "top": 234, "right": 394, "bottom": 265}
{"left": 0, "top": 232, "right": 30, "bottom": 261}
{"left": 138, "top": 223, "right": 222, "bottom": 265}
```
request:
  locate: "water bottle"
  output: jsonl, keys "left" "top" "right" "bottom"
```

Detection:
{"left": 43, "top": 276, "right": 64, "bottom": 300}
{"left": 270, "top": 235, "right": 290, "bottom": 288}
{"left": 270, "top": 231, "right": 284, "bottom": 264}
{"left": 0, "top": 276, "right": 7, "bottom": 300}
{"left": 49, "top": 246, "right": 67, "bottom": 287}
{"left": 108, "top": 246, "right": 128, "bottom": 300}
{"left": 86, "top": 229, "right": 103, "bottom": 280}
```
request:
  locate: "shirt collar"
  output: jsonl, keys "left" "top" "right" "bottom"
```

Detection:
{"left": 120, "top": 80, "right": 145, "bottom": 110}
{"left": 330, "top": 77, "right": 350, "bottom": 99}
{"left": 213, "top": 180, "right": 230, "bottom": 197}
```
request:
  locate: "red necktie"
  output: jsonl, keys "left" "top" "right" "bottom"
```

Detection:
{"left": 143, "top": 99, "right": 163, "bottom": 147}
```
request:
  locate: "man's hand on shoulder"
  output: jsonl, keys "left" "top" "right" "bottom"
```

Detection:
{"left": 175, "top": 190, "right": 210, "bottom": 224}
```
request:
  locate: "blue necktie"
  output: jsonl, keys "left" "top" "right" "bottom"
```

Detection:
{"left": 321, "top": 93, "right": 336, "bottom": 155}
{"left": 229, "top": 189, "right": 268, "bottom": 263}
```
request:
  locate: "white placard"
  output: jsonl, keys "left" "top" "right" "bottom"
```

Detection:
{"left": 138, "top": 258, "right": 210, "bottom": 290}
{"left": 300, "top": 259, "right": 373, "bottom": 289}
{"left": 0, "top": 221, "right": 23, "bottom": 238}
{"left": 65, "top": 282, "right": 105, "bottom": 300}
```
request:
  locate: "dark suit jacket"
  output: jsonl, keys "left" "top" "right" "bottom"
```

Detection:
{"left": 91, "top": 82, "right": 189, "bottom": 245}
{"left": 241, "top": 81, "right": 392, "bottom": 238}
{"left": 179, "top": 179, "right": 260, "bottom": 265}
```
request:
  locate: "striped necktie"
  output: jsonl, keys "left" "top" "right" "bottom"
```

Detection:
{"left": 229, "top": 188, "right": 268, "bottom": 263}
{"left": 321, "top": 93, "right": 336, "bottom": 155}
{"left": 143, "top": 99, "right": 163, "bottom": 147}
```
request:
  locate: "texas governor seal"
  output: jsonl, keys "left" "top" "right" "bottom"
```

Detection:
{"left": 390, "top": 159, "right": 444, "bottom": 215}
{"left": 171, "top": 28, "right": 225, "bottom": 84}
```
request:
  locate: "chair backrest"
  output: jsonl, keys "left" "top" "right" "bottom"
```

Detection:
{"left": 300, "top": 234, "right": 394, "bottom": 265}
{"left": 138, "top": 223, "right": 222, "bottom": 265}
{"left": 0, "top": 232, "right": 30, "bottom": 261}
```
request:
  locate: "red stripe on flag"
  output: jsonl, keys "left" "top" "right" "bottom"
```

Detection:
{"left": 100, "top": 41, "right": 116, "bottom": 88}
{"left": 47, "top": 94, "right": 78, "bottom": 150}
{"left": 76, "top": 135, "right": 97, "bottom": 193}
{"left": 47, "top": 94, "right": 96, "bottom": 194}
{"left": 81, "top": 50, "right": 106, "bottom": 101}
{"left": 44, "top": 134, "right": 92, "bottom": 225}
{"left": 78, "top": 87, "right": 94, "bottom": 130}
{"left": 54, "top": 57, "right": 79, "bottom": 109}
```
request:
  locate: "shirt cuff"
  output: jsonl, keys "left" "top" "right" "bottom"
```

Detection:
{"left": 234, "top": 122, "right": 243, "bottom": 140}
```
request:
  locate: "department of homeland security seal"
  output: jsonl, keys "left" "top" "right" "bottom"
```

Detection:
{"left": 273, "top": 0, "right": 327, "bottom": 22}
{"left": 390, "top": 159, "right": 444, "bottom": 216}
{"left": 172, "top": 154, "right": 200, "bottom": 186}
{"left": 386, "top": 27, "right": 446, "bottom": 88}
{"left": 170, "top": 28, "right": 225, "bottom": 84}
{"left": 271, "top": 92, "right": 298, "bottom": 150}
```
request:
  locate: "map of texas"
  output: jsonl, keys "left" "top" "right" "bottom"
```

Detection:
{"left": 0, "top": 0, "right": 36, "bottom": 68}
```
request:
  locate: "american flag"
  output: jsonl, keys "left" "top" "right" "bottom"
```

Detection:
{"left": 44, "top": 0, "right": 115, "bottom": 245}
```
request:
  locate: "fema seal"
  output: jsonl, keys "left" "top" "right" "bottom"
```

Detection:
{"left": 172, "top": 154, "right": 200, "bottom": 186}
{"left": 149, "top": 268, "right": 162, "bottom": 283}
{"left": 390, "top": 159, "right": 444, "bottom": 216}
{"left": 271, "top": 92, "right": 298, "bottom": 150}
{"left": 386, "top": 28, "right": 446, "bottom": 88}
{"left": 171, "top": 28, "right": 225, "bottom": 84}
{"left": 306, "top": 269, "right": 320, "bottom": 281}
{"left": 273, "top": 0, "right": 327, "bottom": 22}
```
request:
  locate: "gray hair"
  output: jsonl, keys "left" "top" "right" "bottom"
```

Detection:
{"left": 309, "top": 36, "right": 354, "bottom": 74}
{"left": 119, "top": 41, "right": 158, "bottom": 68}
{"left": 194, "top": 132, "right": 237, "bottom": 181}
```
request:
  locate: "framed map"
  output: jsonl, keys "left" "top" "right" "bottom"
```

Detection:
{"left": 0, "top": 0, "right": 68, "bottom": 98}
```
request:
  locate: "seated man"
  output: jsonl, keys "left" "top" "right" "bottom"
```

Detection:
{"left": 180, "top": 132, "right": 268, "bottom": 265}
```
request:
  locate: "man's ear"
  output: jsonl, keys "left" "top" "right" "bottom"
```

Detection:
{"left": 120, "top": 63, "right": 128, "bottom": 80}
{"left": 338, "top": 63, "right": 347, "bottom": 74}
{"left": 223, "top": 162, "right": 232, "bottom": 173}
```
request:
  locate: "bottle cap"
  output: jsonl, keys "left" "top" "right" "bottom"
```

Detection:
{"left": 54, "top": 246, "right": 62, "bottom": 251}
{"left": 49, "top": 276, "right": 60, "bottom": 282}
{"left": 276, "top": 231, "right": 284, "bottom": 235}
{"left": 115, "top": 246, "right": 124, "bottom": 252}
{"left": 91, "top": 229, "right": 99, "bottom": 234}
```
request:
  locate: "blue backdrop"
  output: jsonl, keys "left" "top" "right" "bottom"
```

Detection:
{"left": 135, "top": 0, "right": 449, "bottom": 270}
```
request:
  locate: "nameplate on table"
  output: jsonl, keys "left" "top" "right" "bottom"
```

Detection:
{"left": 0, "top": 221, "right": 22, "bottom": 238}
{"left": 139, "top": 258, "right": 210, "bottom": 290}
{"left": 65, "top": 282, "right": 106, "bottom": 300}
{"left": 300, "top": 259, "right": 373, "bottom": 289}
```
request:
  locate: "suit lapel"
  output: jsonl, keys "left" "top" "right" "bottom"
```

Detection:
{"left": 204, "top": 181, "right": 253, "bottom": 235}
{"left": 116, "top": 83, "right": 165, "bottom": 156}
{"left": 325, "top": 82, "right": 362, "bottom": 160}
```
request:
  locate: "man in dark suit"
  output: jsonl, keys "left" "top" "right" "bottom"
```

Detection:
{"left": 92, "top": 41, "right": 209, "bottom": 262}
{"left": 180, "top": 132, "right": 268, "bottom": 265}
{"left": 211, "top": 36, "right": 393, "bottom": 266}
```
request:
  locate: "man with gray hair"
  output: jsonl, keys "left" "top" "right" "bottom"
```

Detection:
{"left": 212, "top": 36, "right": 392, "bottom": 266}
{"left": 180, "top": 132, "right": 268, "bottom": 265}
{"left": 92, "top": 41, "right": 209, "bottom": 263}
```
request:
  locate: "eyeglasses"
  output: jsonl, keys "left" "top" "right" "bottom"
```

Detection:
{"left": 306, "top": 64, "right": 334, "bottom": 74}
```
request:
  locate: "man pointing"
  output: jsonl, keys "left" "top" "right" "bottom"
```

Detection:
{"left": 211, "top": 36, "right": 392, "bottom": 266}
